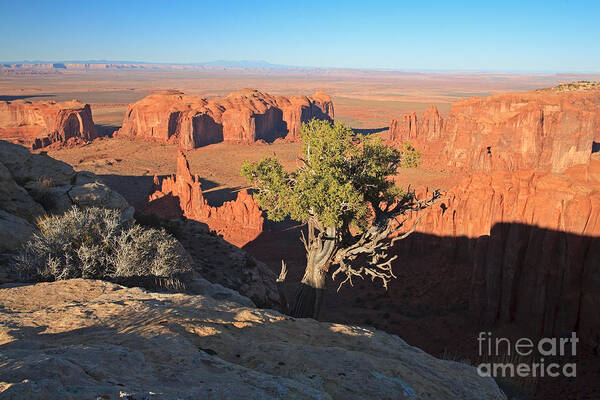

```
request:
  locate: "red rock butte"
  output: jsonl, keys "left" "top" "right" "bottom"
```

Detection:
{"left": 116, "top": 89, "right": 334, "bottom": 149}
{"left": 391, "top": 82, "right": 600, "bottom": 347}
{"left": 389, "top": 84, "right": 600, "bottom": 173}
{"left": 146, "top": 151, "right": 264, "bottom": 247}
{"left": 0, "top": 99, "right": 98, "bottom": 149}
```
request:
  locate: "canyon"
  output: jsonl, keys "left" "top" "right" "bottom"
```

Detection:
{"left": 116, "top": 89, "right": 334, "bottom": 148}
{"left": 2, "top": 70, "right": 600, "bottom": 398}
{"left": 0, "top": 140, "right": 505, "bottom": 400}
{"left": 0, "top": 99, "right": 98, "bottom": 149}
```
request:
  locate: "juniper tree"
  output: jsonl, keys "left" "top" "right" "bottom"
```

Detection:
{"left": 241, "top": 120, "right": 440, "bottom": 319}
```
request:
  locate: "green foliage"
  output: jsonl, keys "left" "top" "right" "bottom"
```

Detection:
{"left": 15, "top": 206, "right": 192, "bottom": 282}
{"left": 400, "top": 142, "right": 420, "bottom": 168}
{"left": 241, "top": 120, "right": 420, "bottom": 231}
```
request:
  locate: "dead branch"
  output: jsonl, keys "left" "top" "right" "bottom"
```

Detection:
{"left": 276, "top": 260, "right": 289, "bottom": 314}
{"left": 331, "top": 190, "right": 442, "bottom": 291}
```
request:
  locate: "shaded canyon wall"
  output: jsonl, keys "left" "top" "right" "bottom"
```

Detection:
{"left": 391, "top": 84, "right": 600, "bottom": 347}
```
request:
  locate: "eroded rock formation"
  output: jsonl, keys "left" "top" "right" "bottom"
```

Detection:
{"left": 0, "top": 279, "right": 507, "bottom": 400}
{"left": 116, "top": 89, "right": 334, "bottom": 149}
{"left": 396, "top": 157, "right": 600, "bottom": 347}
{"left": 147, "top": 151, "right": 264, "bottom": 246}
{"left": 390, "top": 86, "right": 600, "bottom": 172}
{"left": 0, "top": 100, "right": 98, "bottom": 149}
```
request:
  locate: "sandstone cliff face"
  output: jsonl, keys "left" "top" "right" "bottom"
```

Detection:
{"left": 397, "top": 158, "right": 600, "bottom": 347}
{"left": 389, "top": 88, "right": 600, "bottom": 172}
{"left": 390, "top": 105, "right": 444, "bottom": 142}
{"left": 0, "top": 100, "right": 98, "bottom": 149}
{"left": 116, "top": 89, "right": 334, "bottom": 149}
{"left": 147, "top": 151, "right": 264, "bottom": 247}
{"left": 0, "top": 279, "right": 507, "bottom": 400}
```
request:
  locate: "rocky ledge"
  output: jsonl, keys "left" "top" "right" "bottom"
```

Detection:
{"left": 0, "top": 279, "right": 506, "bottom": 400}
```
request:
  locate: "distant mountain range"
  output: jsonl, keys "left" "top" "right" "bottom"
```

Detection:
{"left": 1, "top": 60, "right": 293, "bottom": 68}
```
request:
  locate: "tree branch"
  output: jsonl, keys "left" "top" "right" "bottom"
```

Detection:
{"left": 276, "top": 260, "right": 289, "bottom": 314}
{"left": 331, "top": 189, "right": 442, "bottom": 290}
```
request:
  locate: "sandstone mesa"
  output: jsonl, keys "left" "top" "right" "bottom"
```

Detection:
{"left": 116, "top": 89, "right": 334, "bottom": 149}
{"left": 0, "top": 99, "right": 98, "bottom": 149}
{"left": 390, "top": 83, "right": 600, "bottom": 349}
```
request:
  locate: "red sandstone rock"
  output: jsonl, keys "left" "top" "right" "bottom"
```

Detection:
{"left": 389, "top": 106, "right": 443, "bottom": 143}
{"left": 390, "top": 87, "right": 600, "bottom": 172}
{"left": 115, "top": 89, "right": 334, "bottom": 149}
{"left": 0, "top": 100, "right": 98, "bottom": 149}
{"left": 396, "top": 157, "right": 600, "bottom": 346}
{"left": 147, "top": 151, "right": 264, "bottom": 246}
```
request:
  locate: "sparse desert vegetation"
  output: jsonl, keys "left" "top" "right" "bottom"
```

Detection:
{"left": 15, "top": 206, "right": 191, "bottom": 282}
{"left": 540, "top": 80, "right": 600, "bottom": 93}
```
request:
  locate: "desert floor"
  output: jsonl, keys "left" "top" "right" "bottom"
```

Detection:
{"left": 3, "top": 68, "right": 598, "bottom": 132}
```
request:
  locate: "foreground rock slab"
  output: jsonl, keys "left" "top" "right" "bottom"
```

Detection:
{"left": 0, "top": 279, "right": 506, "bottom": 400}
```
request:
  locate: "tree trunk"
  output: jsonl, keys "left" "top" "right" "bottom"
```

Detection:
{"left": 289, "top": 222, "right": 336, "bottom": 319}
{"left": 290, "top": 258, "right": 327, "bottom": 319}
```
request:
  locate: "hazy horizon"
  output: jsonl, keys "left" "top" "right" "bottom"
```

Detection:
{"left": 3, "top": 59, "right": 600, "bottom": 75}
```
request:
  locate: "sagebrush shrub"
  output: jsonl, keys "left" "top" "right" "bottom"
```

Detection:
{"left": 15, "top": 206, "right": 192, "bottom": 282}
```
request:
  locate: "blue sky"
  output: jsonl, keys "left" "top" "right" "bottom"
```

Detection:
{"left": 1, "top": 0, "right": 598, "bottom": 72}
